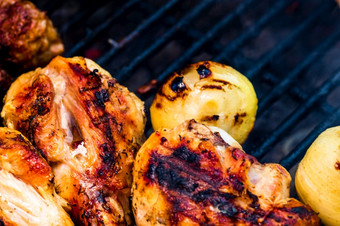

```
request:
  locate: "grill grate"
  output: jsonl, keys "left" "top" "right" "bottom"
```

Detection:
{"left": 31, "top": 0, "right": 340, "bottom": 192}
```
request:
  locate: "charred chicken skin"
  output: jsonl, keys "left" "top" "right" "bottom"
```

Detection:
{"left": 2, "top": 56, "right": 146, "bottom": 225}
{"left": 132, "top": 120, "right": 320, "bottom": 225}
{"left": 0, "top": 127, "right": 73, "bottom": 226}
{"left": 0, "top": 0, "right": 64, "bottom": 72}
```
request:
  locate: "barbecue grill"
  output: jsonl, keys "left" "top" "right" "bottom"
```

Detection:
{"left": 28, "top": 0, "right": 340, "bottom": 197}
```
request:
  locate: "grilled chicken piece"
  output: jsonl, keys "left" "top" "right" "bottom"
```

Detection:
{"left": 0, "top": 0, "right": 64, "bottom": 72}
{"left": 0, "top": 127, "right": 73, "bottom": 226}
{"left": 132, "top": 120, "right": 320, "bottom": 225}
{"left": 2, "top": 56, "right": 146, "bottom": 225}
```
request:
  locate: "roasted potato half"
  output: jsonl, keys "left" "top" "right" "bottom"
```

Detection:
{"left": 150, "top": 61, "right": 257, "bottom": 144}
{"left": 295, "top": 126, "right": 340, "bottom": 226}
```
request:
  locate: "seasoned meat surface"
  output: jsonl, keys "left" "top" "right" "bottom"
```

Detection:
{"left": 2, "top": 56, "right": 146, "bottom": 225}
{"left": 0, "top": 127, "right": 73, "bottom": 226}
{"left": 132, "top": 120, "right": 320, "bottom": 225}
{"left": 0, "top": 0, "right": 64, "bottom": 72}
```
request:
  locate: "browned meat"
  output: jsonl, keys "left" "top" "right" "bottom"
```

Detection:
{"left": 0, "top": 127, "right": 73, "bottom": 225}
{"left": 132, "top": 120, "right": 320, "bottom": 225}
{"left": 0, "top": 0, "right": 64, "bottom": 72}
{"left": 2, "top": 56, "right": 146, "bottom": 225}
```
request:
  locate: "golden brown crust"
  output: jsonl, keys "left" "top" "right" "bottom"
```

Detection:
{"left": 0, "top": 0, "right": 64, "bottom": 72}
{"left": 2, "top": 56, "right": 146, "bottom": 225}
{"left": 0, "top": 127, "right": 52, "bottom": 190}
{"left": 132, "top": 120, "right": 320, "bottom": 225}
{"left": 0, "top": 128, "right": 73, "bottom": 225}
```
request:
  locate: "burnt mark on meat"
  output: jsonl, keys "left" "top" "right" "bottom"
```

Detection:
{"left": 155, "top": 102, "right": 162, "bottom": 109}
{"left": 90, "top": 69, "right": 99, "bottom": 76}
{"left": 228, "top": 174, "right": 244, "bottom": 194}
{"left": 289, "top": 206, "right": 313, "bottom": 218}
{"left": 97, "top": 143, "right": 117, "bottom": 178}
{"left": 160, "top": 137, "right": 167, "bottom": 144}
{"left": 170, "top": 76, "right": 186, "bottom": 93}
{"left": 247, "top": 190, "right": 260, "bottom": 209}
{"left": 107, "top": 79, "right": 117, "bottom": 88}
{"left": 234, "top": 112, "right": 247, "bottom": 125}
{"left": 197, "top": 62, "right": 212, "bottom": 79}
{"left": 172, "top": 145, "right": 200, "bottom": 166}
{"left": 201, "top": 115, "right": 219, "bottom": 122}
{"left": 144, "top": 150, "right": 260, "bottom": 224}
{"left": 94, "top": 89, "right": 109, "bottom": 108}
{"left": 68, "top": 62, "right": 102, "bottom": 90}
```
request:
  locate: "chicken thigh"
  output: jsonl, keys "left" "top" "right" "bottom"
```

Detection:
{"left": 2, "top": 56, "right": 146, "bottom": 225}
{"left": 0, "top": 127, "right": 73, "bottom": 226}
{"left": 132, "top": 120, "right": 320, "bottom": 225}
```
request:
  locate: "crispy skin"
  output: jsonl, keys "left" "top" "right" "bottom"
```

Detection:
{"left": 132, "top": 120, "right": 320, "bottom": 225}
{"left": 0, "top": 0, "right": 64, "bottom": 72}
{"left": 2, "top": 56, "right": 146, "bottom": 225}
{"left": 0, "top": 127, "right": 73, "bottom": 226}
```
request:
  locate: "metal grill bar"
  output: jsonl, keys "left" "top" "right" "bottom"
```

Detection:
{"left": 257, "top": 29, "right": 340, "bottom": 115}
{"left": 65, "top": 0, "right": 141, "bottom": 57}
{"left": 155, "top": 0, "right": 280, "bottom": 83}
{"left": 97, "top": 0, "right": 180, "bottom": 66}
{"left": 245, "top": 2, "right": 334, "bottom": 79}
{"left": 213, "top": 0, "right": 294, "bottom": 63}
{"left": 116, "top": 0, "right": 255, "bottom": 82}
{"left": 60, "top": 0, "right": 104, "bottom": 34}
{"left": 251, "top": 70, "right": 340, "bottom": 159}
{"left": 280, "top": 102, "right": 340, "bottom": 170}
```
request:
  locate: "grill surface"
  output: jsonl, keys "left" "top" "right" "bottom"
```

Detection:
{"left": 29, "top": 0, "right": 340, "bottom": 196}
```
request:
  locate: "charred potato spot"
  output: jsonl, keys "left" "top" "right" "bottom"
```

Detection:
{"left": 170, "top": 76, "right": 186, "bottom": 93}
{"left": 196, "top": 62, "right": 212, "bottom": 79}
{"left": 201, "top": 115, "right": 219, "bottom": 122}
{"left": 151, "top": 61, "right": 258, "bottom": 144}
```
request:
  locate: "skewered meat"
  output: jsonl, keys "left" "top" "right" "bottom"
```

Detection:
{"left": 0, "top": 0, "right": 64, "bottom": 72}
{"left": 0, "top": 127, "right": 73, "bottom": 226}
{"left": 132, "top": 120, "right": 320, "bottom": 225}
{"left": 1, "top": 56, "right": 146, "bottom": 225}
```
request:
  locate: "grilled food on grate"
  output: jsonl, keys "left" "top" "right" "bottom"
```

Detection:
{"left": 296, "top": 126, "right": 340, "bottom": 226}
{"left": 0, "top": 128, "right": 73, "bottom": 226}
{"left": 132, "top": 120, "right": 320, "bottom": 225}
{"left": 0, "top": 0, "right": 64, "bottom": 72}
{"left": 150, "top": 61, "right": 257, "bottom": 144}
{"left": 1, "top": 56, "right": 146, "bottom": 225}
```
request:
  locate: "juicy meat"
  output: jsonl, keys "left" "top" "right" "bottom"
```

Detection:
{"left": 132, "top": 120, "right": 320, "bottom": 225}
{"left": 1, "top": 56, "right": 146, "bottom": 225}
{"left": 0, "top": 127, "right": 73, "bottom": 226}
{"left": 0, "top": 0, "right": 64, "bottom": 72}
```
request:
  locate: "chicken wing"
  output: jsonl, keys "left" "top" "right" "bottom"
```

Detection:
{"left": 132, "top": 120, "right": 320, "bottom": 225}
{"left": 0, "top": 0, "right": 64, "bottom": 72}
{"left": 0, "top": 127, "right": 73, "bottom": 226}
{"left": 2, "top": 56, "right": 146, "bottom": 225}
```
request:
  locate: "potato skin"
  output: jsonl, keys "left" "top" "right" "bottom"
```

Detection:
{"left": 150, "top": 61, "right": 257, "bottom": 144}
{"left": 295, "top": 126, "right": 340, "bottom": 226}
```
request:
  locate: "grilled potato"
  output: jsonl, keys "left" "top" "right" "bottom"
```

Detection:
{"left": 295, "top": 126, "right": 340, "bottom": 226}
{"left": 150, "top": 61, "right": 257, "bottom": 144}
